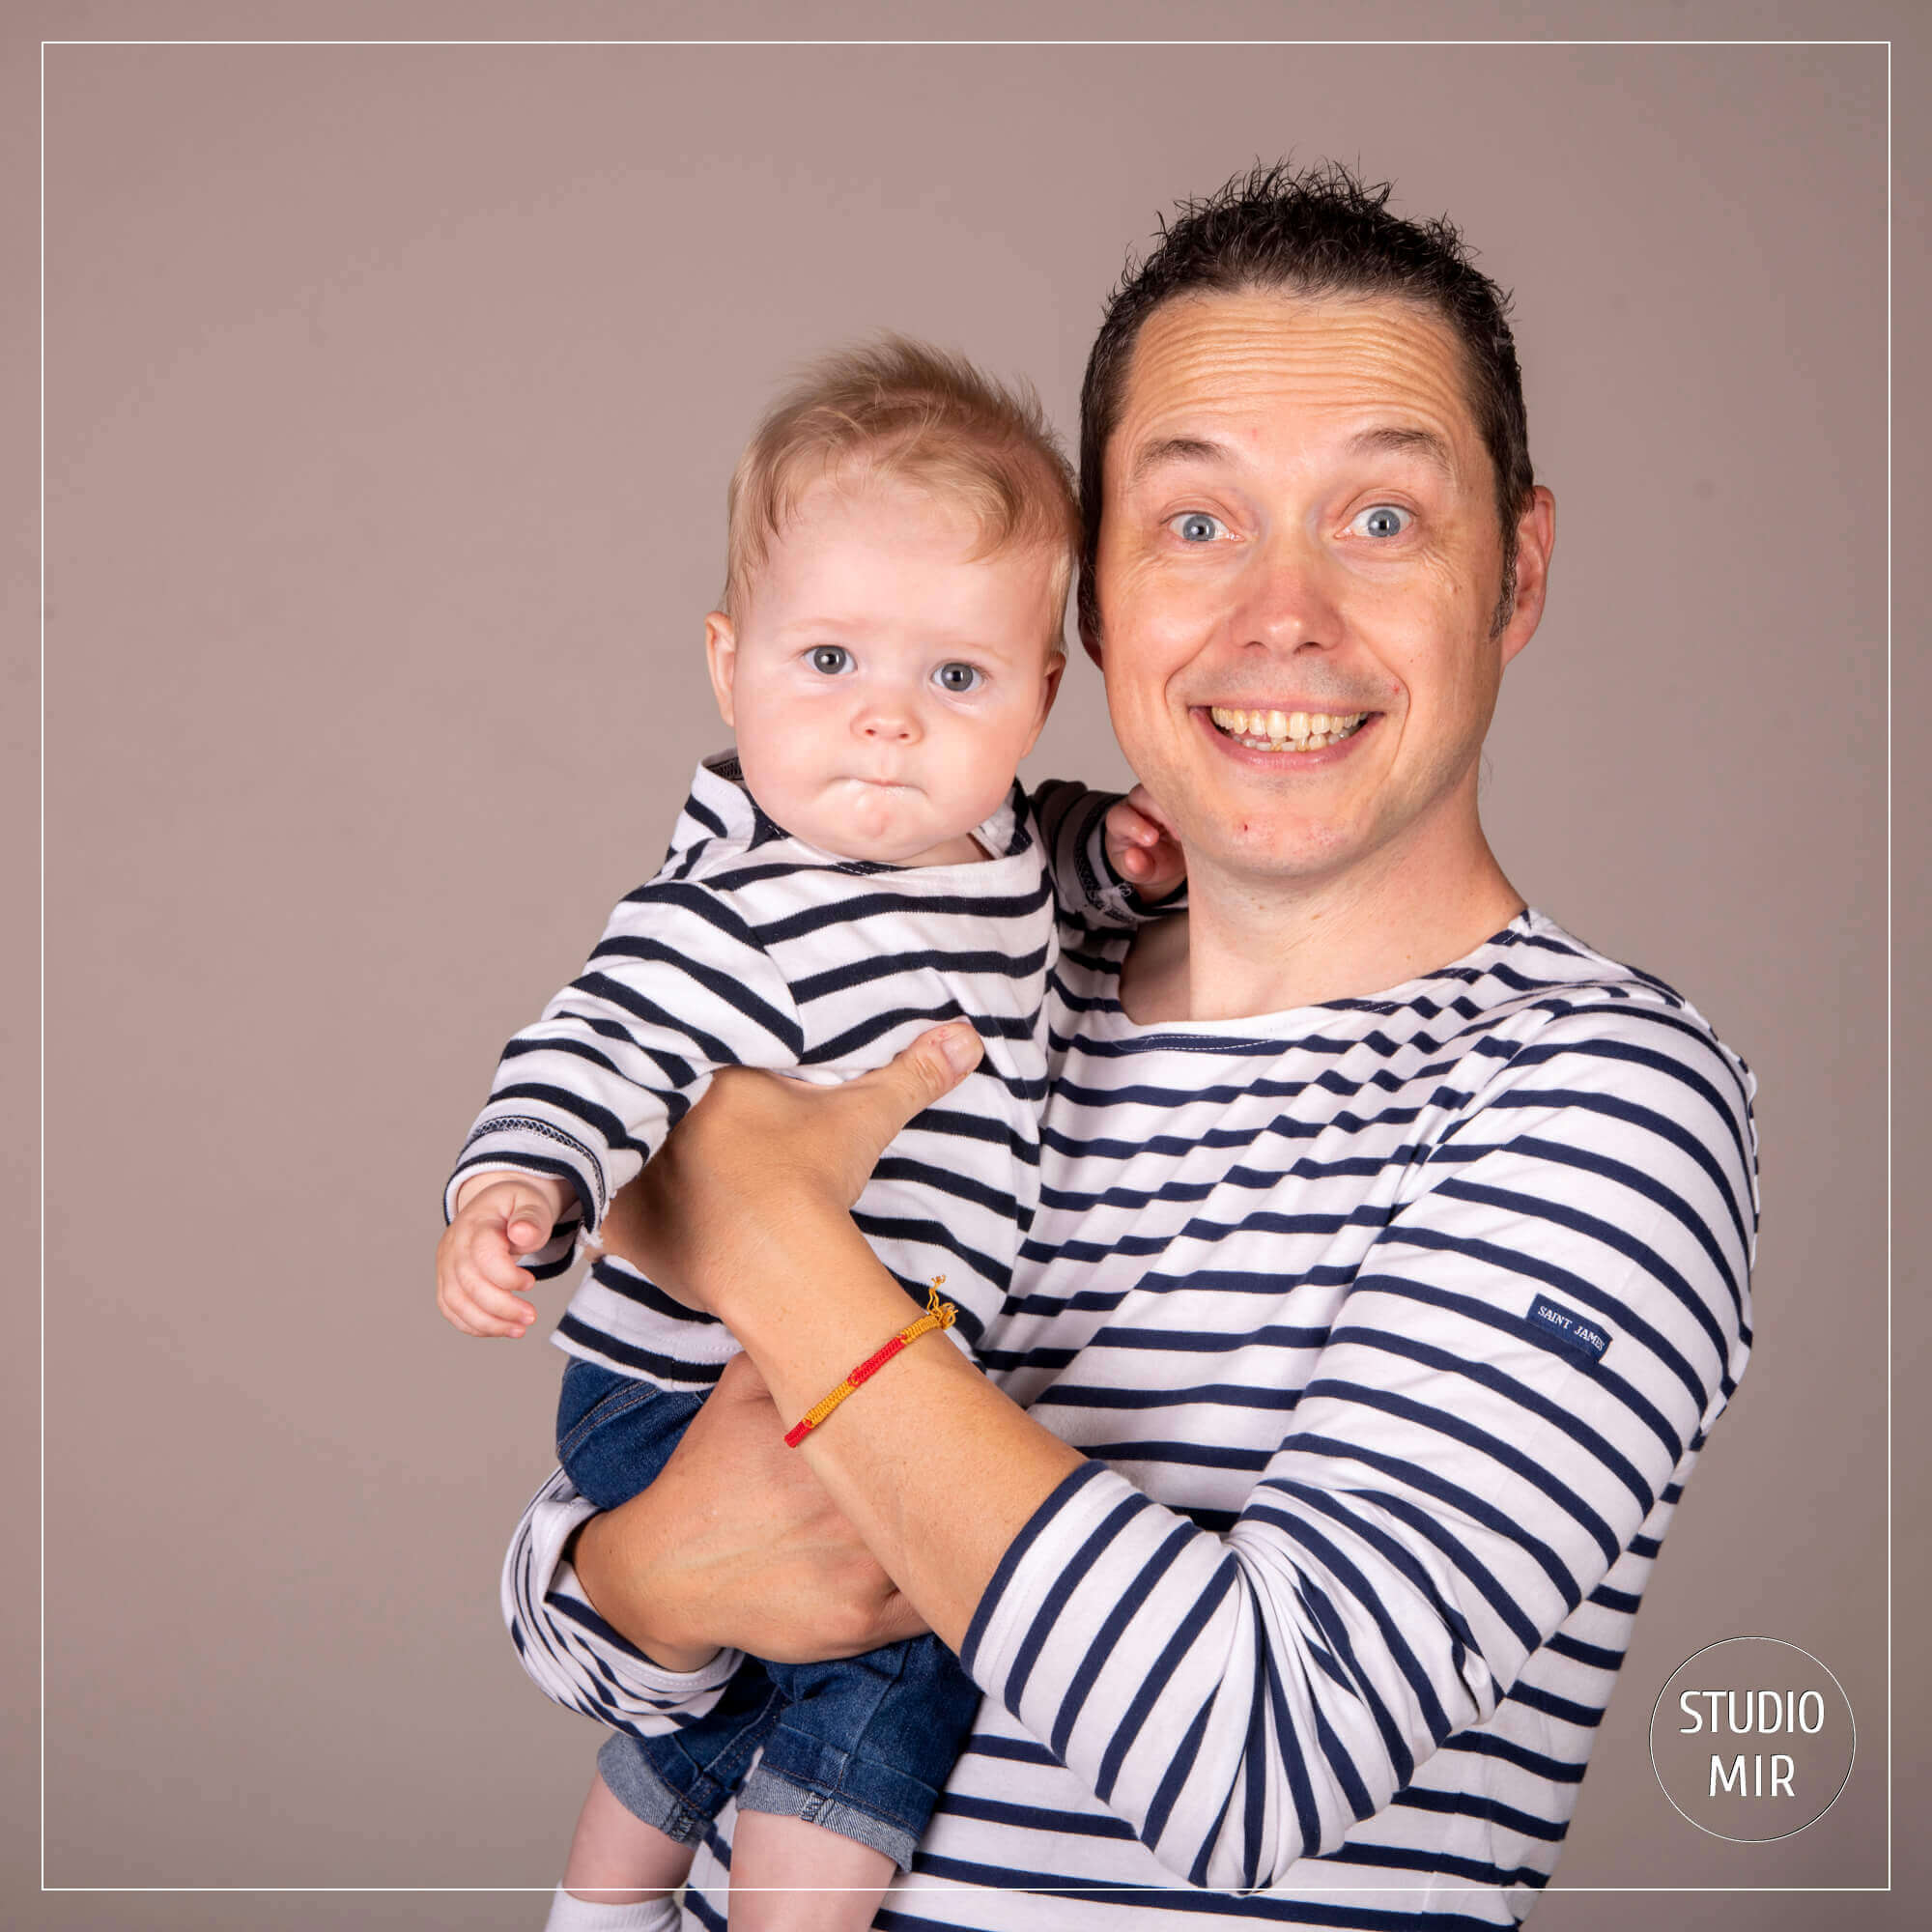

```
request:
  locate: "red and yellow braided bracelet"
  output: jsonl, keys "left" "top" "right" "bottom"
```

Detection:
{"left": 782, "top": 1279, "right": 958, "bottom": 1448}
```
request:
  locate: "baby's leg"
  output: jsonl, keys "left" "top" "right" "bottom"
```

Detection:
{"left": 726, "top": 1811, "right": 895, "bottom": 1932}
{"left": 545, "top": 1767, "right": 692, "bottom": 1930}
{"left": 726, "top": 1634, "right": 977, "bottom": 1929}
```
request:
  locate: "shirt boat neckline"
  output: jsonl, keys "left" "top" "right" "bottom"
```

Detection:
{"left": 1089, "top": 909, "right": 1539, "bottom": 1049}
{"left": 791, "top": 803, "right": 1035, "bottom": 880}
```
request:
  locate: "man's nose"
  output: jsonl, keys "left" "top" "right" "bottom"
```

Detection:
{"left": 1235, "top": 529, "right": 1343, "bottom": 652}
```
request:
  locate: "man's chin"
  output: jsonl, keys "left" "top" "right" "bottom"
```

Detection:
{"left": 1180, "top": 813, "right": 1373, "bottom": 890}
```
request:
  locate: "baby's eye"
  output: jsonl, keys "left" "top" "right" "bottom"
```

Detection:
{"left": 1169, "top": 511, "right": 1227, "bottom": 544}
{"left": 1351, "top": 504, "right": 1412, "bottom": 540}
{"left": 935, "top": 663, "right": 983, "bottom": 695}
{"left": 809, "top": 645, "right": 855, "bottom": 675}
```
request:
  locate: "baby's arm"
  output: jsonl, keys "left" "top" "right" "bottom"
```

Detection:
{"left": 438, "top": 879, "right": 804, "bottom": 1338}
{"left": 436, "top": 1170, "right": 575, "bottom": 1339}
{"left": 1031, "top": 778, "right": 1188, "bottom": 927}
{"left": 1103, "top": 783, "right": 1186, "bottom": 901}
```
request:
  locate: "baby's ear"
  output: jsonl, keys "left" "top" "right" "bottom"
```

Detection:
{"left": 1019, "top": 652, "right": 1066, "bottom": 757}
{"left": 703, "top": 611, "right": 738, "bottom": 726}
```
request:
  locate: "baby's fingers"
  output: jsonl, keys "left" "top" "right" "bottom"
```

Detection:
{"left": 1106, "top": 790, "right": 1186, "bottom": 898}
{"left": 471, "top": 1228, "right": 542, "bottom": 1293}
{"left": 440, "top": 1266, "right": 536, "bottom": 1338}
{"left": 1104, "top": 805, "right": 1163, "bottom": 876}
{"left": 1122, "top": 782, "right": 1179, "bottom": 838}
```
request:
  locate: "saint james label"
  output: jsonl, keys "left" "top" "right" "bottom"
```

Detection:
{"left": 1527, "top": 1295, "right": 1610, "bottom": 1363}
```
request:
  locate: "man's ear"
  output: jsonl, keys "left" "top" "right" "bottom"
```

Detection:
{"left": 1078, "top": 610, "right": 1104, "bottom": 669}
{"left": 1497, "top": 486, "right": 1556, "bottom": 668}
{"left": 703, "top": 611, "right": 738, "bottom": 726}
{"left": 1017, "top": 653, "right": 1067, "bottom": 761}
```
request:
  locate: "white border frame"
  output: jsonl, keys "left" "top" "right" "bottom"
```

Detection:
{"left": 38, "top": 26, "right": 1893, "bottom": 1901}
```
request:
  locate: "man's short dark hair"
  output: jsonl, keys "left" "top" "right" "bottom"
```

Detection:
{"left": 1078, "top": 160, "right": 1535, "bottom": 645}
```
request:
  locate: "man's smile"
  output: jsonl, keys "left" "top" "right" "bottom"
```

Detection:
{"left": 1199, "top": 703, "right": 1378, "bottom": 756}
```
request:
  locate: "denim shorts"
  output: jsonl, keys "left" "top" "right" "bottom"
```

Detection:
{"left": 557, "top": 1357, "right": 982, "bottom": 1870}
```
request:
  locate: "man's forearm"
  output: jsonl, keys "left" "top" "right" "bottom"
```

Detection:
{"left": 715, "top": 1208, "right": 1086, "bottom": 1656}
{"left": 566, "top": 1333, "right": 941, "bottom": 1668}
{"left": 572, "top": 1503, "right": 724, "bottom": 1675}
{"left": 574, "top": 1038, "right": 1085, "bottom": 1663}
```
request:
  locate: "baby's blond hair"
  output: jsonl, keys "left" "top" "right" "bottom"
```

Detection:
{"left": 723, "top": 336, "right": 1078, "bottom": 655}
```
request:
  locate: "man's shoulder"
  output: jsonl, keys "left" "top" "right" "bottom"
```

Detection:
{"left": 1448, "top": 911, "right": 1757, "bottom": 1165}
{"left": 1347, "top": 911, "right": 1731, "bottom": 1058}
{"left": 1476, "top": 912, "right": 1746, "bottom": 1058}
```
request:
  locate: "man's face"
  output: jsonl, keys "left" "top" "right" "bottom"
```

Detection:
{"left": 1093, "top": 289, "right": 1550, "bottom": 892}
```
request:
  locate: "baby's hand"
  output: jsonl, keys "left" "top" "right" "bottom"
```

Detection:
{"left": 436, "top": 1173, "right": 571, "bottom": 1339}
{"left": 1104, "top": 784, "right": 1186, "bottom": 902}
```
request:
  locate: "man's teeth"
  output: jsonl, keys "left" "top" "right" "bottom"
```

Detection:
{"left": 1208, "top": 706, "right": 1368, "bottom": 752}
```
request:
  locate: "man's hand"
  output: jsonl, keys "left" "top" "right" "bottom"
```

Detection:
{"left": 598, "top": 1022, "right": 983, "bottom": 1321}
{"left": 1105, "top": 783, "right": 1186, "bottom": 901}
{"left": 436, "top": 1172, "right": 573, "bottom": 1338}
{"left": 574, "top": 1352, "right": 930, "bottom": 1668}
{"left": 583, "top": 1023, "right": 1078, "bottom": 1663}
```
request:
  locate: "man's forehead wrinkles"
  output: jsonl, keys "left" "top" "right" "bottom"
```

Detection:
{"left": 1127, "top": 352, "right": 1466, "bottom": 426}
{"left": 1121, "top": 294, "right": 1477, "bottom": 446}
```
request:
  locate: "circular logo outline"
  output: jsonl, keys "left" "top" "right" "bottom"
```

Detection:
{"left": 1648, "top": 1634, "right": 1857, "bottom": 1843}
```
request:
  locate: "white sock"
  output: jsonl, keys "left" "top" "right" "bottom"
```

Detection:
{"left": 543, "top": 1884, "right": 683, "bottom": 1930}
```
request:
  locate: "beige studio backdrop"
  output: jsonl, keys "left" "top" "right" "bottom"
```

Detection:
{"left": 35, "top": 28, "right": 1901, "bottom": 1932}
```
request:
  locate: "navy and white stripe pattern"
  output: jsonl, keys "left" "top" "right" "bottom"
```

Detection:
{"left": 449, "top": 753, "right": 1148, "bottom": 1383}
{"left": 504, "top": 908, "right": 1755, "bottom": 1926}
{"left": 502, "top": 1463, "right": 747, "bottom": 1734}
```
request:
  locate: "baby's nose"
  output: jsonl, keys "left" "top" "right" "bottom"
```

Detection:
{"left": 855, "top": 699, "right": 920, "bottom": 740}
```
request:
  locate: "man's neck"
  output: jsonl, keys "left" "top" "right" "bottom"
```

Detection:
{"left": 1119, "top": 825, "right": 1525, "bottom": 1026}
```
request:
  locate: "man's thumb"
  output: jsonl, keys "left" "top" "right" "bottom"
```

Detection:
{"left": 817, "top": 1023, "right": 987, "bottom": 1190}
{"left": 910, "top": 1021, "right": 982, "bottom": 1094}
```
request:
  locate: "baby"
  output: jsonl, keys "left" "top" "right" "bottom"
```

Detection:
{"left": 437, "top": 339, "right": 1182, "bottom": 1932}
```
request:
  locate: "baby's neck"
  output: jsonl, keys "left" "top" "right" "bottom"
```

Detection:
{"left": 885, "top": 830, "right": 994, "bottom": 867}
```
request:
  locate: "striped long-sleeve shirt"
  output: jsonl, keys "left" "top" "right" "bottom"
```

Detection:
{"left": 501, "top": 906, "right": 1757, "bottom": 1926}
{"left": 447, "top": 753, "right": 1149, "bottom": 1380}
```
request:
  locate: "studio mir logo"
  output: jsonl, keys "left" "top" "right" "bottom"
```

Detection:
{"left": 1649, "top": 1636, "right": 1856, "bottom": 1842}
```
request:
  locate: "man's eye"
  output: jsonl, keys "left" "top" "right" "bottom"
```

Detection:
{"left": 809, "top": 645, "right": 854, "bottom": 675}
{"left": 1170, "top": 511, "right": 1227, "bottom": 544}
{"left": 1352, "top": 504, "right": 1412, "bottom": 539}
{"left": 935, "top": 663, "right": 983, "bottom": 695}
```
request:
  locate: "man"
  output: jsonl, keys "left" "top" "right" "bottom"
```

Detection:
{"left": 502, "top": 163, "right": 1757, "bottom": 1927}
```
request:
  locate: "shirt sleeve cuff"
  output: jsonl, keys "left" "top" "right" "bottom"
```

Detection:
{"left": 501, "top": 1466, "right": 745, "bottom": 1734}
{"left": 961, "top": 1457, "right": 1128, "bottom": 1687}
{"left": 1086, "top": 815, "right": 1188, "bottom": 926}
{"left": 446, "top": 1130, "right": 605, "bottom": 1236}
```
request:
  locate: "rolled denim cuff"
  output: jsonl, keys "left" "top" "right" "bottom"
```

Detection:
{"left": 736, "top": 1765, "right": 921, "bottom": 1872}
{"left": 597, "top": 1733, "right": 715, "bottom": 1847}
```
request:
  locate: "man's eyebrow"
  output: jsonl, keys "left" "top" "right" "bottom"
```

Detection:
{"left": 1126, "top": 436, "right": 1229, "bottom": 485}
{"left": 1347, "top": 425, "right": 1456, "bottom": 473}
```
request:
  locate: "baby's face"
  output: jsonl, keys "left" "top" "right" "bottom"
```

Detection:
{"left": 706, "top": 474, "right": 1065, "bottom": 866}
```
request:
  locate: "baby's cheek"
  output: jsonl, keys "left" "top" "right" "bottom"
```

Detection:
{"left": 955, "top": 739, "right": 1026, "bottom": 826}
